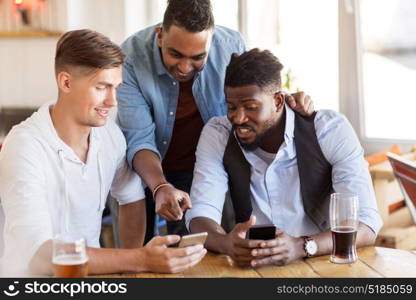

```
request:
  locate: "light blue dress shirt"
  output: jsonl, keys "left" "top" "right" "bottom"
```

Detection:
{"left": 186, "top": 105, "right": 383, "bottom": 237}
{"left": 116, "top": 24, "right": 246, "bottom": 167}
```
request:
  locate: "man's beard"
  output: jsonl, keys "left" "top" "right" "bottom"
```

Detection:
{"left": 234, "top": 121, "right": 278, "bottom": 151}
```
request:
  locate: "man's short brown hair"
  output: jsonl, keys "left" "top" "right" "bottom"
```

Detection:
{"left": 55, "top": 29, "right": 125, "bottom": 75}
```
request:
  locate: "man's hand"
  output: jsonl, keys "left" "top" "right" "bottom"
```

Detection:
{"left": 154, "top": 185, "right": 192, "bottom": 221}
{"left": 143, "top": 235, "right": 207, "bottom": 273}
{"left": 250, "top": 230, "right": 305, "bottom": 267}
{"left": 226, "top": 216, "right": 265, "bottom": 267}
{"left": 285, "top": 91, "right": 314, "bottom": 117}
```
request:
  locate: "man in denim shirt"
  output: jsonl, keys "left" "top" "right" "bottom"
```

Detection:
{"left": 117, "top": 0, "right": 314, "bottom": 240}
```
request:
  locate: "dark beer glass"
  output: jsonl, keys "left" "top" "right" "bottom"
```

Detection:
{"left": 329, "top": 193, "right": 359, "bottom": 263}
{"left": 52, "top": 234, "right": 88, "bottom": 277}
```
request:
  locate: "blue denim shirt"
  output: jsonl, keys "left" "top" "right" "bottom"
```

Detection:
{"left": 116, "top": 24, "right": 246, "bottom": 167}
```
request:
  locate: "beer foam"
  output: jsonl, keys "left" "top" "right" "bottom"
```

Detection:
{"left": 53, "top": 254, "right": 88, "bottom": 265}
{"left": 332, "top": 226, "right": 357, "bottom": 233}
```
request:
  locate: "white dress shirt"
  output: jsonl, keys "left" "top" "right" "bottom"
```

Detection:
{"left": 186, "top": 105, "right": 382, "bottom": 237}
{"left": 0, "top": 103, "right": 145, "bottom": 276}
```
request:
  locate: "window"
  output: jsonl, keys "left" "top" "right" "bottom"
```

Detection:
{"left": 244, "top": 0, "right": 339, "bottom": 111}
{"left": 211, "top": 0, "right": 239, "bottom": 30}
{"left": 359, "top": 0, "right": 415, "bottom": 140}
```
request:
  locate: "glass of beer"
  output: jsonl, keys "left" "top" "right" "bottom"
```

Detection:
{"left": 52, "top": 234, "right": 88, "bottom": 277}
{"left": 329, "top": 193, "right": 359, "bottom": 264}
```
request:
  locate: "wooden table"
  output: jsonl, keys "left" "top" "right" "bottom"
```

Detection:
{"left": 94, "top": 247, "right": 416, "bottom": 278}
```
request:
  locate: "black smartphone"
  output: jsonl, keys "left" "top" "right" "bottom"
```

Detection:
{"left": 247, "top": 224, "right": 276, "bottom": 240}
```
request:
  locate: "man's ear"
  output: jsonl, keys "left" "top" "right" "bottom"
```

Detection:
{"left": 156, "top": 26, "right": 163, "bottom": 48}
{"left": 56, "top": 71, "right": 72, "bottom": 94}
{"left": 273, "top": 92, "right": 285, "bottom": 112}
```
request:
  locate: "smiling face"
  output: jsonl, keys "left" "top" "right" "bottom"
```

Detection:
{"left": 226, "top": 85, "right": 285, "bottom": 151}
{"left": 157, "top": 25, "right": 212, "bottom": 82}
{"left": 59, "top": 66, "right": 122, "bottom": 128}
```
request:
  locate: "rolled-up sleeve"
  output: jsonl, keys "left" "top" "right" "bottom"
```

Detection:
{"left": 186, "top": 117, "right": 231, "bottom": 230}
{"left": 316, "top": 111, "right": 383, "bottom": 234}
{"left": 116, "top": 57, "right": 160, "bottom": 168}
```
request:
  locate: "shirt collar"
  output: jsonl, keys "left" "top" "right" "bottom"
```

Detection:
{"left": 283, "top": 102, "right": 295, "bottom": 145}
{"left": 42, "top": 103, "right": 100, "bottom": 164}
{"left": 152, "top": 26, "right": 172, "bottom": 77}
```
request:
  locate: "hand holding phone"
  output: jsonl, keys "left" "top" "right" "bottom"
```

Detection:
{"left": 247, "top": 224, "right": 276, "bottom": 240}
{"left": 178, "top": 232, "right": 208, "bottom": 248}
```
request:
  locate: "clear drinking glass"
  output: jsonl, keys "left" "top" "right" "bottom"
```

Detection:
{"left": 329, "top": 193, "right": 359, "bottom": 264}
{"left": 52, "top": 234, "right": 89, "bottom": 277}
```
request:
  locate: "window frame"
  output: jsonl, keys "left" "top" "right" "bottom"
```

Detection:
{"left": 338, "top": 0, "right": 414, "bottom": 154}
{"left": 143, "top": 0, "right": 414, "bottom": 154}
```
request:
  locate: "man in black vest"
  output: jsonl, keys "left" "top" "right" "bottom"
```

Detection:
{"left": 116, "top": 0, "right": 315, "bottom": 243}
{"left": 186, "top": 49, "right": 382, "bottom": 267}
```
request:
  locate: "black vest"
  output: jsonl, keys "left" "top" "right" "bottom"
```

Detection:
{"left": 223, "top": 112, "right": 333, "bottom": 231}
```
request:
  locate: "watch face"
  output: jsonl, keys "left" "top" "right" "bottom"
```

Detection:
{"left": 306, "top": 240, "right": 318, "bottom": 255}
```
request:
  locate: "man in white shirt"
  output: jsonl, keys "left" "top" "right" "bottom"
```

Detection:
{"left": 0, "top": 29, "right": 206, "bottom": 276}
{"left": 186, "top": 49, "right": 382, "bottom": 267}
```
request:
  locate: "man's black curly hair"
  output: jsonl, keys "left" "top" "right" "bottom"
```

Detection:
{"left": 163, "top": 0, "right": 214, "bottom": 32}
{"left": 225, "top": 48, "right": 284, "bottom": 92}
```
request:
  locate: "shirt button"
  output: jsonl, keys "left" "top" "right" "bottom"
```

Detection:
{"left": 163, "top": 141, "right": 167, "bottom": 145}
{"left": 169, "top": 111, "right": 174, "bottom": 116}
{"left": 172, "top": 81, "right": 177, "bottom": 86}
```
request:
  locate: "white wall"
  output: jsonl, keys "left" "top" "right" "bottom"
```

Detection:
{"left": 0, "top": 0, "right": 68, "bottom": 108}
{"left": 0, "top": 38, "right": 58, "bottom": 108}
{"left": 0, "top": 0, "right": 151, "bottom": 109}
{"left": 67, "top": 0, "right": 126, "bottom": 44}
{"left": 124, "top": 0, "right": 156, "bottom": 38}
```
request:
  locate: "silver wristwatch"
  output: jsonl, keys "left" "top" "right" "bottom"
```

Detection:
{"left": 303, "top": 236, "right": 318, "bottom": 257}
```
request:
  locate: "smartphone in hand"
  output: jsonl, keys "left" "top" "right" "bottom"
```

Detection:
{"left": 178, "top": 232, "right": 208, "bottom": 248}
{"left": 247, "top": 224, "right": 276, "bottom": 240}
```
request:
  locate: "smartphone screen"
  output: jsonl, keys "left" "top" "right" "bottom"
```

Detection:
{"left": 247, "top": 225, "right": 276, "bottom": 240}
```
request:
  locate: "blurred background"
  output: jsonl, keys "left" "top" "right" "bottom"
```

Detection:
{"left": 0, "top": 0, "right": 415, "bottom": 154}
